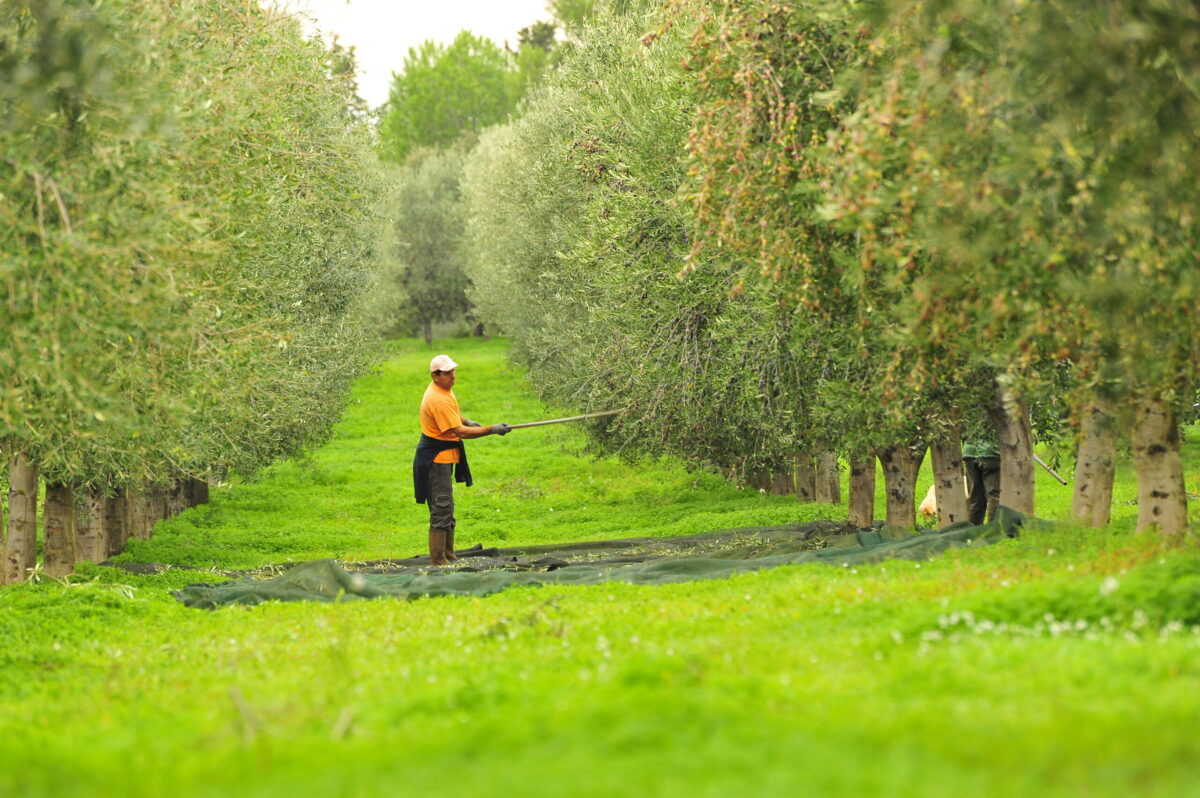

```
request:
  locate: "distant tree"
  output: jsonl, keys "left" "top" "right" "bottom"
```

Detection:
{"left": 512, "top": 21, "right": 558, "bottom": 97}
{"left": 549, "top": 0, "right": 598, "bottom": 31}
{"left": 325, "top": 37, "right": 369, "bottom": 117}
{"left": 377, "top": 31, "right": 518, "bottom": 163}
{"left": 549, "top": 0, "right": 650, "bottom": 33}
{"left": 383, "top": 147, "right": 471, "bottom": 345}
{"left": 519, "top": 20, "right": 556, "bottom": 51}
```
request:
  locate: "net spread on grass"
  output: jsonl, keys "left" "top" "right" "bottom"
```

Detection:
{"left": 173, "top": 508, "right": 1031, "bottom": 608}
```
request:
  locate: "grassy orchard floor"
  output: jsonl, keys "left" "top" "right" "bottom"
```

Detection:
{"left": 112, "top": 337, "right": 846, "bottom": 568}
{"left": 1, "top": 339, "right": 1199, "bottom": 798}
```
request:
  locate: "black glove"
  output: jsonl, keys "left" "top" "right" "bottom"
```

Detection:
{"left": 491, "top": 423, "right": 511, "bottom": 436}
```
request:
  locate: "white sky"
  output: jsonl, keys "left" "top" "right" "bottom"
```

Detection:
{"left": 275, "top": 1, "right": 554, "bottom": 110}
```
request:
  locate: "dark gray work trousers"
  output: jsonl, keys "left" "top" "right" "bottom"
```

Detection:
{"left": 427, "top": 463, "right": 456, "bottom": 531}
{"left": 964, "top": 456, "right": 1001, "bottom": 525}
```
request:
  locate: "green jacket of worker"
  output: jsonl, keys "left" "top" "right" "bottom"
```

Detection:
{"left": 961, "top": 437, "right": 1000, "bottom": 459}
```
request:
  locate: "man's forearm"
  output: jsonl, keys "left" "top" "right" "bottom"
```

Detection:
{"left": 450, "top": 424, "right": 495, "bottom": 439}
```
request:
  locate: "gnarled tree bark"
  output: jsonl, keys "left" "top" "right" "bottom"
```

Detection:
{"left": 848, "top": 454, "right": 876, "bottom": 529}
{"left": 187, "top": 476, "right": 210, "bottom": 508}
{"left": 1131, "top": 396, "right": 1188, "bottom": 535}
{"left": 105, "top": 489, "right": 128, "bottom": 558}
{"left": 166, "top": 480, "right": 182, "bottom": 518}
{"left": 126, "top": 490, "right": 150, "bottom": 541}
{"left": 142, "top": 484, "right": 167, "bottom": 537}
{"left": 815, "top": 451, "right": 840, "bottom": 504}
{"left": 988, "top": 385, "right": 1035, "bottom": 516}
{"left": 1071, "top": 400, "right": 1116, "bottom": 527}
{"left": 794, "top": 451, "right": 817, "bottom": 502}
{"left": 153, "top": 484, "right": 169, "bottom": 528}
{"left": 746, "top": 469, "right": 784, "bottom": 495}
{"left": 876, "top": 442, "right": 926, "bottom": 529}
{"left": 930, "top": 432, "right": 969, "bottom": 529}
{"left": 74, "top": 488, "right": 108, "bottom": 564}
{"left": 4, "top": 456, "right": 39, "bottom": 584}
{"left": 43, "top": 482, "right": 76, "bottom": 577}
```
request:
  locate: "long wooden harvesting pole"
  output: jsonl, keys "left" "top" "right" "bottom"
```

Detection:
{"left": 1033, "top": 453, "right": 1068, "bottom": 485}
{"left": 508, "top": 410, "right": 624, "bottom": 429}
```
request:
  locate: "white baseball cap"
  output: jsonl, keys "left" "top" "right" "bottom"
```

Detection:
{"left": 430, "top": 354, "right": 459, "bottom": 373}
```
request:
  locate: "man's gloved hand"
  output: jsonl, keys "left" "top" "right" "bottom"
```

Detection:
{"left": 491, "top": 423, "right": 512, "bottom": 436}
{"left": 463, "top": 419, "right": 482, "bottom": 428}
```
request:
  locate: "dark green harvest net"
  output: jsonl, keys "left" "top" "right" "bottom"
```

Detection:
{"left": 173, "top": 508, "right": 1030, "bottom": 608}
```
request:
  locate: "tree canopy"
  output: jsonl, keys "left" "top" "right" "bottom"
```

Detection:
{"left": 454, "top": 0, "right": 1199, "bottom": 535}
{"left": 377, "top": 31, "right": 519, "bottom": 163}
{"left": 2, "top": 0, "right": 384, "bottom": 580}
{"left": 381, "top": 146, "right": 473, "bottom": 345}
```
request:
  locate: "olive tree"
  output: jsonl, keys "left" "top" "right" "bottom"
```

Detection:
{"left": 674, "top": 0, "right": 954, "bottom": 526}
{"left": 381, "top": 146, "right": 473, "bottom": 345}
{"left": 827, "top": 0, "right": 1198, "bottom": 534}
{"left": 377, "top": 31, "right": 519, "bottom": 163}
{"left": 462, "top": 8, "right": 821, "bottom": 486}
{"left": 1, "top": 0, "right": 384, "bottom": 580}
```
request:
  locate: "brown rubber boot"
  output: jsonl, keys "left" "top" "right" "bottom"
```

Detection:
{"left": 444, "top": 528, "right": 459, "bottom": 563}
{"left": 428, "top": 528, "right": 449, "bottom": 566}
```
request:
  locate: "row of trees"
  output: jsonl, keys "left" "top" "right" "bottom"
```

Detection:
{"left": 374, "top": 28, "right": 544, "bottom": 342}
{"left": 374, "top": 2, "right": 657, "bottom": 343}
{"left": 1, "top": 0, "right": 384, "bottom": 581}
{"left": 457, "top": 0, "right": 1197, "bottom": 535}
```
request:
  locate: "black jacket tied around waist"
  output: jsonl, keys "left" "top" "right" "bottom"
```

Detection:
{"left": 413, "top": 434, "right": 472, "bottom": 503}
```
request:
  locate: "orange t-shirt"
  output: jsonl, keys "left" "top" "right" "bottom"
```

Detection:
{"left": 420, "top": 382, "right": 462, "bottom": 464}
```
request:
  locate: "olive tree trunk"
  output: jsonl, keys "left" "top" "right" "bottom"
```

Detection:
{"left": 794, "top": 451, "right": 817, "bottom": 502}
{"left": 747, "top": 464, "right": 795, "bottom": 496}
{"left": 127, "top": 490, "right": 150, "bottom": 541}
{"left": 1131, "top": 396, "right": 1188, "bottom": 535}
{"left": 4, "top": 456, "right": 39, "bottom": 584}
{"left": 145, "top": 484, "right": 167, "bottom": 536}
{"left": 156, "top": 488, "right": 168, "bottom": 530}
{"left": 847, "top": 454, "right": 876, "bottom": 529}
{"left": 1071, "top": 400, "right": 1116, "bottom": 527}
{"left": 169, "top": 480, "right": 187, "bottom": 517}
{"left": 876, "top": 442, "right": 926, "bottom": 529}
{"left": 105, "top": 489, "right": 128, "bottom": 558}
{"left": 141, "top": 490, "right": 155, "bottom": 538}
{"left": 43, "top": 482, "right": 77, "bottom": 577}
{"left": 187, "top": 476, "right": 210, "bottom": 508}
{"left": 815, "top": 451, "right": 841, "bottom": 504}
{"left": 988, "top": 385, "right": 1035, "bottom": 516}
{"left": 930, "top": 433, "right": 969, "bottom": 528}
{"left": 74, "top": 488, "right": 108, "bottom": 564}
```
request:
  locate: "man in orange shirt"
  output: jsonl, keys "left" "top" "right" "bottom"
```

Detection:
{"left": 414, "top": 354, "right": 511, "bottom": 565}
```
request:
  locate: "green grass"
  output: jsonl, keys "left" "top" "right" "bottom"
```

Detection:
{"left": 2, "top": 337, "right": 1199, "bottom": 798}
{"left": 115, "top": 338, "right": 839, "bottom": 569}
